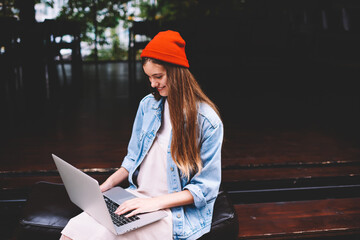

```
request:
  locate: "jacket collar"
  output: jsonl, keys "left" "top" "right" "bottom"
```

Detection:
{"left": 151, "top": 96, "right": 165, "bottom": 110}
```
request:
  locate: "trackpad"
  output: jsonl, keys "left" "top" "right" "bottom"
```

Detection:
{"left": 103, "top": 187, "right": 136, "bottom": 204}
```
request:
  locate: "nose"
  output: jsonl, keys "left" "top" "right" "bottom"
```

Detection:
{"left": 150, "top": 78, "right": 158, "bottom": 88}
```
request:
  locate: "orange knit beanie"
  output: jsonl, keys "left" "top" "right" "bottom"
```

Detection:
{"left": 140, "top": 30, "right": 189, "bottom": 68}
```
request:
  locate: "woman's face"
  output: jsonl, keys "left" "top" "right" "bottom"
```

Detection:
{"left": 143, "top": 61, "right": 168, "bottom": 97}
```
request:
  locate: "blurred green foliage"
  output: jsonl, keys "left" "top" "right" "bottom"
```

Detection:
{"left": 137, "top": 0, "right": 246, "bottom": 21}
{"left": 1, "top": 0, "right": 246, "bottom": 61}
{"left": 57, "top": 0, "right": 130, "bottom": 50}
{"left": 0, "top": 0, "right": 54, "bottom": 18}
{"left": 84, "top": 28, "right": 128, "bottom": 61}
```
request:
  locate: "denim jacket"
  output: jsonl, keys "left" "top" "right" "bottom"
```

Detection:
{"left": 121, "top": 94, "right": 223, "bottom": 240}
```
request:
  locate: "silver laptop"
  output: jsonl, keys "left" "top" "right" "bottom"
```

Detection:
{"left": 52, "top": 154, "right": 167, "bottom": 235}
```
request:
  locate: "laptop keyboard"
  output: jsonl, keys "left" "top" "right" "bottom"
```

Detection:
{"left": 104, "top": 196, "right": 140, "bottom": 227}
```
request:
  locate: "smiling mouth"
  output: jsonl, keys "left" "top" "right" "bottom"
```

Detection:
{"left": 157, "top": 87, "right": 165, "bottom": 91}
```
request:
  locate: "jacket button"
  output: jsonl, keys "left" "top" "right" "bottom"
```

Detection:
{"left": 177, "top": 213, "right": 181, "bottom": 218}
{"left": 170, "top": 167, "right": 174, "bottom": 171}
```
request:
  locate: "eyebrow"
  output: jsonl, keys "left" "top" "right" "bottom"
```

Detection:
{"left": 145, "top": 73, "right": 163, "bottom": 77}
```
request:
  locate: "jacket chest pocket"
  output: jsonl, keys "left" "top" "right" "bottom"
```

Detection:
{"left": 139, "top": 130, "right": 156, "bottom": 152}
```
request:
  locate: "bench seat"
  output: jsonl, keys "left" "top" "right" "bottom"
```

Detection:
{"left": 16, "top": 181, "right": 238, "bottom": 240}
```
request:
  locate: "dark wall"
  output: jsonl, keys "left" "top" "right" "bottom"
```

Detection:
{"left": 155, "top": 0, "right": 360, "bottom": 133}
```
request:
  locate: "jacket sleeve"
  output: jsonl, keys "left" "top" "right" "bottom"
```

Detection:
{"left": 184, "top": 120, "right": 223, "bottom": 208}
{"left": 121, "top": 100, "right": 145, "bottom": 172}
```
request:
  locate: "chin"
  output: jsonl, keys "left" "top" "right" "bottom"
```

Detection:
{"left": 158, "top": 90, "right": 168, "bottom": 97}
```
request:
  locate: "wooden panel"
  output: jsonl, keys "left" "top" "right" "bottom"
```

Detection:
{"left": 222, "top": 165, "right": 360, "bottom": 182}
{"left": 236, "top": 198, "right": 360, "bottom": 239}
{"left": 0, "top": 174, "right": 111, "bottom": 190}
{"left": 222, "top": 129, "right": 360, "bottom": 168}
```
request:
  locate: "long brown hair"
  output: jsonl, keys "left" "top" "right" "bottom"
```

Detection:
{"left": 142, "top": 58, "right": 220, "bottom": 179}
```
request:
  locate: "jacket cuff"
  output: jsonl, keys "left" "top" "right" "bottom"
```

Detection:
{"left": 184, "top": 184, "right": 206, "bottom": 208}
{"left": 121, "top": 156, "right": 133, "bottom": 173}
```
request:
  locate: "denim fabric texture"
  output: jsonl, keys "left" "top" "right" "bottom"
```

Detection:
{"left": 121, "top": 94, "right": 223, "bottom": 240}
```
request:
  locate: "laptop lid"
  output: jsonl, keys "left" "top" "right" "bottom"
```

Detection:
{"left": 52, "top": 154, "right": 167, "bottom": 235}
{"left": 52, "top": 154, "right": 118, "bottom": 234}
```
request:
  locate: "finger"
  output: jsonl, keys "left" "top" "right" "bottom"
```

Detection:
{"left": 115, "top": 202, "right": 136, "bottom": 215}
{"left": 114, "top": 206, "right": 128, "bottom": 215}
{"left": 114, "top": 206, "right": 121, "bottom": 215}
{"left": 125, "top": 209, "right": 139, "bottom": 218}
{"left": 114, "top": 204, "right": 127, "bottom": 214}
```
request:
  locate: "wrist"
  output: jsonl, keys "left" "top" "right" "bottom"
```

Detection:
{"left": 102, "top": 178, "right": 114, "bottom": 190}
{"left": 154, "top": 196, "right": 167, "bottom": 210}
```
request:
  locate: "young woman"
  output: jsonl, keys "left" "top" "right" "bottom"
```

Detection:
{"left": 60, "top": 30, "right": 223, "bottom": 240}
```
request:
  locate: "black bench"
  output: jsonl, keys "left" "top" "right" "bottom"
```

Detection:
{"left": 15, "top": 181, "right": 238, "bottom": 240}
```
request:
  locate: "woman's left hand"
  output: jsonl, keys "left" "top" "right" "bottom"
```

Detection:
{"left": 114, "top": 197, "right": 161, "bottom": 218}
{"left": 115, "top": 190, "right": 193, "bottom": 218}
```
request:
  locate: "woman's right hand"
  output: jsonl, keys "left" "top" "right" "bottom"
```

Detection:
{"left": 99, "top": 167, "right": 129, "bottom": 192}
{"left": 100, "top": 182, "right": 112, "bottom": 192}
